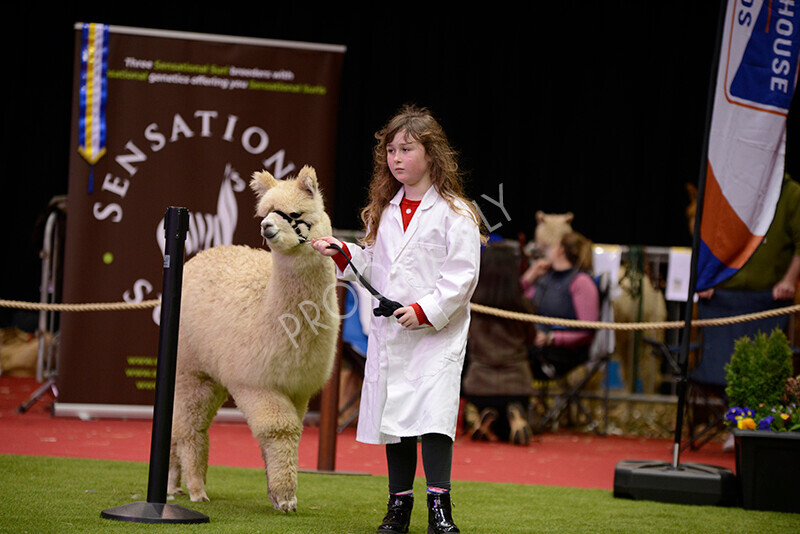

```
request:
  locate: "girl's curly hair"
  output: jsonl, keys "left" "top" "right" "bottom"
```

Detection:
{"left": 360, "top": 104, "right": 485, "bottom": 246}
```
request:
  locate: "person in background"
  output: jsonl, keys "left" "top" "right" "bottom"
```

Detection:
{"left": 521, "top": 232, "right": 599, "bottom": 381}
{"left": 462, "top": 242, "right": 537, "bottom": 445}
{"left": 697, "top": 173, "right": 800, "bottom": 451}
{"left": 698, "top": 173, "right": 800, "bottom": 302}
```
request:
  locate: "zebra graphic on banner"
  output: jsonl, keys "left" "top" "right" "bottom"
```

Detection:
{"left": 146, "top": 163, "right": 246, "bottom": 324}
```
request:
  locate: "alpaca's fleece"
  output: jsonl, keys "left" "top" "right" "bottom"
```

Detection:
{"left": 168, "top": 166, "right": 340, "bottom": 512}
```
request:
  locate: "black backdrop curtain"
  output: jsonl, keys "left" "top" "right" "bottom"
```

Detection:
{"left": 2, "top": 1, "right": 797, "bottom": 323}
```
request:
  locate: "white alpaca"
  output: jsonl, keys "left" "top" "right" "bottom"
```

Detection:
{"left": 168, "top": 165, "right": 340, "bottom": 512}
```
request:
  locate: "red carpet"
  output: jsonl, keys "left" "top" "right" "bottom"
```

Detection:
{"left": 0, "top": 375, "right": 735, "bottom": 490}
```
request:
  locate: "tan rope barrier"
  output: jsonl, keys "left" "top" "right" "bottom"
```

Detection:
{"left": 0, "top": 299, "right": 160, "bottom": 312}
{"left": 1, "top": 298, "right": 798, "bottom": 330}
{"left": 469, "top": 302, "right": 800, "bottom": 330}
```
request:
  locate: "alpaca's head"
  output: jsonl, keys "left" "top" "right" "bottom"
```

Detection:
{"left": 250, "top": 166, "right": 332, "bottom": 253}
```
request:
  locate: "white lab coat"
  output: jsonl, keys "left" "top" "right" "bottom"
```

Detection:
{"left": 337, "top": 186, "right": 481, "bottom": 444}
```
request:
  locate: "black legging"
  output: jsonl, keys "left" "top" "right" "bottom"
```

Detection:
{"left": 385, "top": 433, "right": 453, "bottom": 494}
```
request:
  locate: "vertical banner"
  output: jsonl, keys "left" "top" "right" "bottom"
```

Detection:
{"left": 57, "top": 24, "right": 345, "bottom": 412}
{"left": 697, "top": 0, "right": 800, "bottom": 291}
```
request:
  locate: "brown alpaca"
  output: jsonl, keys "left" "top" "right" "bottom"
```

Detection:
{"left": 168, "top": 166, "right": 340, "bottom": 511}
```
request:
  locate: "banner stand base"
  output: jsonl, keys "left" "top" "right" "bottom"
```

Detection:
{"left": 101, "top": 501, "right": 209, "bottom": 524}
{"left": 613, "top": 460, "right": 737, "bottom": 506}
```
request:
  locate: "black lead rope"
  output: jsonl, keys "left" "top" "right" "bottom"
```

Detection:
{"left": 324, "top": 242, "right": 404, "bottom": 317}
{"left": 269, "top": 208, "right": 402, "bottom": 317}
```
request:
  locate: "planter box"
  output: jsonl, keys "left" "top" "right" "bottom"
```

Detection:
{"left": 734, "top": 429, "right": 800, "bottom": 513}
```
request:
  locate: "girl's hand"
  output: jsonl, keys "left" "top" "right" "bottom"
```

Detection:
{"left": 393, "top": 306, "right": 420, "bottom": 329}
{"left": 310, "top": 236, "right": 343, "bottom": 256}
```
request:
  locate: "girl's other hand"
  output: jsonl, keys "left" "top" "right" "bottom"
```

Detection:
{"left": 393, "top": 306, "right": 420, "bottom": 329}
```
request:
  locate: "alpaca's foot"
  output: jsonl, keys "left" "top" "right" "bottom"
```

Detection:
{"left": 186, "top": 478, "right": 210, "bottom": 502}
{"left": 167, "top": 471, "right": 183, "bottom": 496}
{"left": 270, "top": 489, "right": 297, "bottom": 512}
{"left": 189, "top": 490, "right": 210, "bottom": 503}
{"left": 167, "top": 485, "right": 185, "bottom": 496}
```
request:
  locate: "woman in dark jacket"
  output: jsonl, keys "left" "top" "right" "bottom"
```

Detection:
{"left": 462, "top": 242, "right": 536, "bottom": 445}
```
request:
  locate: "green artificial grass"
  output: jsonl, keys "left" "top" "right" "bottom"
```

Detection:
{"left": 1, "top": 454, "right": 798, "bottom": 533}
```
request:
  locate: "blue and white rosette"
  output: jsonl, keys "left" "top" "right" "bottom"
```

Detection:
{"left": 78, "top": 23, "right": 109, "bottom": 193}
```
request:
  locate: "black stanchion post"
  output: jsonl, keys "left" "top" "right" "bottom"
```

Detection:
{"left": 101, "top": 207, "right": 209, "bottom": 524}
{"left": 147, "top": 206, "right": 189, "bottom": 504}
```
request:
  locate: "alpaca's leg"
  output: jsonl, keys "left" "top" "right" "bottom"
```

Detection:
{"left": 234, "top": 387, "right": 303, "bottom": 512}
{"left": 167, "top": 436, "right": 183, "bottom": 496}
{"left": 170, "top": 374, "right": 227, "bottom": 502}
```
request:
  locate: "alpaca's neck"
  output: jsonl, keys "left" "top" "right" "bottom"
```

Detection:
{"left": 264, "top": 251, "right": 337, "bottom": 343}
{"left": 268, "top": 250, "right": 333, "bottom": 299}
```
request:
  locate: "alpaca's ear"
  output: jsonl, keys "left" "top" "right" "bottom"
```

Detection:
{"left": 296, "top": 165, "right": 319, "bottom": 197}
{"left": 536, "top": 210, "right": 545, "bottom": 223}
{"left": 250, "top": 170, "right": 278, "bottom": 199}
{"left": 564, "top": 212, "right": 574, "bottom": 224}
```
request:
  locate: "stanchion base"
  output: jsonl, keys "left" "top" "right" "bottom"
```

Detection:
{"left": 101, "top": 501, "right": 209, "bottom": 524}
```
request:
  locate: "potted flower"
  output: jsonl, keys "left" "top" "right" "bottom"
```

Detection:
{"left": 723, "top": 328, "right": 800, "bottom": 513}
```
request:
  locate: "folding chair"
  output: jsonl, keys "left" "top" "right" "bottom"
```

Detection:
{"left": 535, "top": 272, "right": 614, "bottom": 435}
{"left": 17, "top": 196, "right": 66, "bottom": 413}
{"left": 642, "top": 337, "right": 699, "bottom": 396}
{"left": 684, "top": 289, "right": 793, "bottom": 450}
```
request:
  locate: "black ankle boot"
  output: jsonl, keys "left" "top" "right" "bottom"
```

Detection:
{"left": 427, "top": 492, "right": 460, "bottom": 533}
{"left": 376, "top": 493, "right": 414, "bottom": 533}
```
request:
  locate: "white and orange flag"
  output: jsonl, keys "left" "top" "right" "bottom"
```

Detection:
{"left": 698, "top": 0, "right": 800, "bottom": 290}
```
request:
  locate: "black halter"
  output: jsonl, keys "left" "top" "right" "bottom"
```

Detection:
{"left": 325, "top": 242, "right": 404, "bottom": 317}
{"left": 272, "top": 210, "right": 311, "bottom": 243}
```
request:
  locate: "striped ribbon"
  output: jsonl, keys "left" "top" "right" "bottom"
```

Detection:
{"left": 78, "top": 23, "right": 109, "bottom": 193}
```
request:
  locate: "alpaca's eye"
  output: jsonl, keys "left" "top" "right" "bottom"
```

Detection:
{"left": 289, "top": 212, "right": 302, "bottom": 219}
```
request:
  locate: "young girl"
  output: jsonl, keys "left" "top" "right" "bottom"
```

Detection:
{"left": 312, "top": 104, "right": 483, "bottom": 534}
